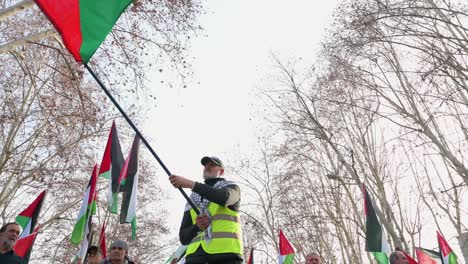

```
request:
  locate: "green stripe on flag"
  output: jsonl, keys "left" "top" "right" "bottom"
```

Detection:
{"left": 131, "top": 217, "right": 137, "bottom": 240}
{"left": 79, "top": 0, "right": 133, "bottom": 62}
{"left": 99, "top": 171, "right": 110, "bottom": 179}
{"left": 372, "top": 252, "right": 389, "bottom": 264}
{"left": 16, "top": 216, "right": 30, "bottom": 230}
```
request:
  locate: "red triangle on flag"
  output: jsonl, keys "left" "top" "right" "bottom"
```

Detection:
{"left": 279, "top": 229, "right": 295, "bottom": 255}
{"left": 437, "top": 231, "right": 454, "bottom": 257}
{"left": 14, "top": 231, "right": 38, "bottom": 257}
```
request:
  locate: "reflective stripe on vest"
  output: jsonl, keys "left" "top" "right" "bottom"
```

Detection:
{"left": 189, "top": 231, "right": 240, "bottom": 244}
{"left": 185, "top": 203, "right": 243, "bottom": 256}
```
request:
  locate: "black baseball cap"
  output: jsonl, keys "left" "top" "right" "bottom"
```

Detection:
{"left": 201, "top": 156, "right": 224, "bottom": 168}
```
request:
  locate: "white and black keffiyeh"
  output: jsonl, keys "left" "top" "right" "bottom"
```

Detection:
{"left": 184, "top": 180, "right": 236, "bottom": 212}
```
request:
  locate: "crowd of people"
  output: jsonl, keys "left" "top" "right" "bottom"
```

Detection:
{"left": 1, "top": 155, "right": 411, "bottom": 264}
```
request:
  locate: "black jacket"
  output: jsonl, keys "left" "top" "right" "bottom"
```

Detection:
{"left": 0, "top": 250, "right": 25, "bottom": 264}
{"left": 179, "top": 177, "right": 243, "bottom": 263}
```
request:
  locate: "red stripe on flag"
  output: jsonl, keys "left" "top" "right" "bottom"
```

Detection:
{"left": 33, "top": 0, "right": 83, "bottom": 62}
{"left": 99, "top": 222, "right": 107, "bottom": 258}
{"left": 99, "top": 121, "right": 116, "bottom": 175}
{"left": 17, "top": 191, "right": 46, "bottom": 218}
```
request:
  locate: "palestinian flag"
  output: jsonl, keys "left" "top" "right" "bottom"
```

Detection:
{"left": 33, "top": 0, "right": 132, "bottom": 63}
{"left": 71, "top": 164, "right": 98, "bottom": 244}
{"left": 120, "top": 135, "right": 140, "bottom": 240}
{"left": 362, "top": 184, "right": 390, "bottom": 264}
{"left": 99, "top": 221, "right": 107, "bottom": 258}
{"left": 99, "top": 121, "right": 125, "bottom": 214}
{"left": 13, "top": 226, "right": 40, "bottom": 263}
{"left": 16, "top": 190, "right": 46, "bottom": 239}
{"left": 416, "top": 247, "right": 442, "bottom": 264}
{"left": 247, "top": 247, "right": 254, "bottom": 264}
{"left": 278, "top": 229, "right": 294, "bottom": 264}
{"left": 437, "top": 232, "right": 457, "bottom": 264}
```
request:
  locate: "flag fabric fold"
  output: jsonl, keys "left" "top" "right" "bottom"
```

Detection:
{"left": 119, "top": 135, "right": 140, "bottom": 240}
{"left": 278, "top": 229, "right": 295, "bottom": 264}
{"left": 33, "top": 0, "right": 133, "bottom": 63}
{"left": 99, "top": 222, "right": 107, "bottom": 258}
{"left": 16, "top": 190, "right": 46, "bottom": 239}
{"left": 99, "top": 121, "right": 125, "bottom": 214}
{"left": 437, "top": 232, "right": 457, "bottom": 264}
{"left": 362, "top": 184, "right": 390, "bottom": 264}
{"left": 416, "top": 247, "right": 442, "bottom": 264}
{"left": 71, "top": 164, "right": 98, "bottom": 245}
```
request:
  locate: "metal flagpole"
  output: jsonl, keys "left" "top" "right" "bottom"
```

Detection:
{"left": 84, "top": 63, "right": 200, "bottom": 215}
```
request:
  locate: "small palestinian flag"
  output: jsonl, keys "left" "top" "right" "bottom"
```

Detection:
{"left": 99, "top": 121, "right": 125, "bottom": 214}
{"left": 120, "top": 135, "right": 140, "bottom": 240}
{"left": 416, "top": 247, "right": 442, "bottom": 264}
{"left": 71, "top": 164, "right": 98, "bottom": 244}
{"left": 437, "top": 232, "right": 457, "bottom": 264}
{"left": 362, "top": 184, "right": 390, "bottom": 264}
{"left": 278, "top": 230, "right": 294, "bottom": 264}
{"left": 33, "top": 0, "right": 133, "bottom": 63}
{"left": 13, "top": 226, "right": 40, "bottom": 263}
{"left": 16, "top": 190, "right": 46, "bottom": 239}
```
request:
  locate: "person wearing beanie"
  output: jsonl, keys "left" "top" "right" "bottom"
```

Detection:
{"left": 100, "top": 240, "right": 135, "bottom": 264}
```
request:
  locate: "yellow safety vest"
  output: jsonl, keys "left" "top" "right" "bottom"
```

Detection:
{"left": 185, "top": 202, "right": 243, "bottom": 256}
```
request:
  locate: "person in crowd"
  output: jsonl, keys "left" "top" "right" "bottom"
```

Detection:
{"left": 0, "top": 222, "right": 24, "bottom": 264}
{"left": 389, "top": 250, "right": 409, "bottom": 264}
{"left": 169, "top": 156, "right": 243, "bottom": 264}
{"left": 305, "top": 253, "right": 321, "bottom": 264}
{"left": 100, "top": 240, "right": 135, "bottom": 264}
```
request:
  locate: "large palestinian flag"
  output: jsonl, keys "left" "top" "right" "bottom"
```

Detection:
{"left": 16, "top": 190, "right": 46, "bottom": 239}
{"left": 120, "top": 135, "right": 140, "bottom": 240}
{"left": 362, "top": 184, "right": 390, "bottom": 264}
{"left": 33, "top": 0, "right": 133, "bottom": 63}
{"left": 99, "top": 121, "right": 125, "bottom": 214}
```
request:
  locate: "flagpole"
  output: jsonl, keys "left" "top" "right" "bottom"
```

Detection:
{"left": 84, "top": 63, "right": 200, "bottom": 215}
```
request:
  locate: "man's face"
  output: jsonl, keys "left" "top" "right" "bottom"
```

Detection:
{"left": 203, "top": 161, "right": 223, "bottom": 180}
{"left": 87, "top": 250, "right": 103, "bottom": 264}
{"left": 0, "top": 224, "right": 21, "bottom": 251}
{"left": 392, "top": 252, "right": 409, "bottom": 264}
{"left": 305, "top": 254, "right": 321, "bottom": 264}
{"left": 110, "top": 246, "right": 126, "bottom": 263}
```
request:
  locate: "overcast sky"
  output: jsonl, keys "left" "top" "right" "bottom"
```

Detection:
{"left": 144, "top": 0, "right": 339, "bottom": 239}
